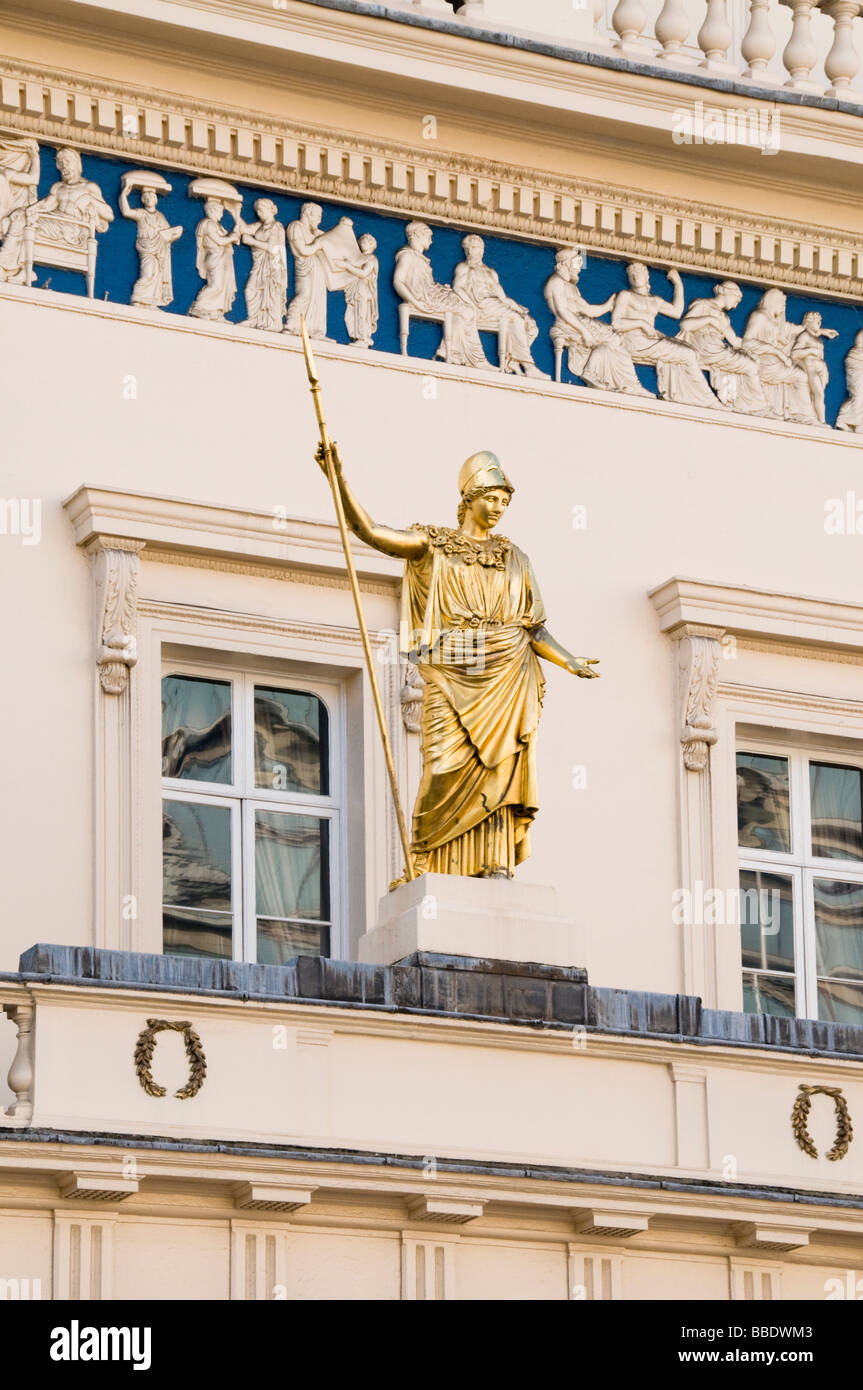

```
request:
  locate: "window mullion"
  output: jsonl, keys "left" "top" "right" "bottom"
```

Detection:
{"left": 800, "top": 868, "right": 818, "bottom": 1020}
{"left": 241, "top": 799, "right": 256, "bottom": 964}
{"left": 230, "top": 797, "right": 244, "bottom": 963}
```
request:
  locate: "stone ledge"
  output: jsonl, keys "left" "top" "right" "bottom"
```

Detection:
{"left": 11, "top": 943, "right": 863, "bottom": 1057}
{"left": 2, "top": 1126, "right": 863, "bottom": 1216}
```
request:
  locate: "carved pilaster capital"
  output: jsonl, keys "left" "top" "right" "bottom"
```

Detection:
{"left": 85, "top": 536, "right": 145, "bottom": 695}
{"left": 400, "top": 661, "right": 424, "bottom": 734}
{"left": 670, "top": 622, "right": 724, "bottom": 773}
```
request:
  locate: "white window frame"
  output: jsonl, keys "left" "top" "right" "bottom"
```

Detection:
{"left": 161, "top": 657, "right": 345, "bottom": 963}
{"left": 737, "top": 735, "right": 863, "bottom": 1020}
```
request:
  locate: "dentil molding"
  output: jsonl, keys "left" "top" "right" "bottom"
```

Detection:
{"left": 2, "top": 57, "right": 863, "bottom": 299}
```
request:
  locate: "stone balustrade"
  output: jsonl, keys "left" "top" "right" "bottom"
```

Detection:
{"left": 396, "top": 0, "right": 863, "bottom": 102}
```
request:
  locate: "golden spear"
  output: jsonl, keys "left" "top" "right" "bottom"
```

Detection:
{"left": 300, "top": 317, "right": 415, "bottom": 882}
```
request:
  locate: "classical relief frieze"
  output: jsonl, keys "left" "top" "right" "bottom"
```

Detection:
{"left": 2, "top": 58, "right": 863, "bottom": 299}
{"left": 2, "top": 125, "right": 862, "bottom": 428}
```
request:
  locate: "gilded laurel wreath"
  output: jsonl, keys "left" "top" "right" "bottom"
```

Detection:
{"left": 134, "top": 1018, "right": 207, "bottom": 1100}
{"left": 791, "top": 1084, "right": 853, "bottom": 1161}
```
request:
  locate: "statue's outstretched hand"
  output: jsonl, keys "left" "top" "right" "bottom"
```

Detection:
{"left": 570, "top": 657, "right": 601, "bottom": 678}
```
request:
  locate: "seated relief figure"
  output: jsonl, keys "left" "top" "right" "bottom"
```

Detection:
{"left": 0, "top": 136, "right": 40, "bottom": 283}
{"left": 677, "top": 281, "right": 770, "bottom": 416}
{"left": 741, "top": 288, "right": 816, "bottom": 424}
{"left": 394, "top": 220, "right": 488, "bottom": 368}
{"left": 453, "top": 234, "right": 548, "bottom": 377}
{"left": 21, "top": 146, "right": 113, "bottom": 296}
{"left": 837, "top": 330, "right": 863, "bottom": 433}
{"left": 312, "top": 445, "right": 600, "bottom": 879}
{"left": 26, "top": 146, "right": 113, "bottom": 242}
{"left": 544, "top": 247, "right": 652, "bottom": 396}
{"left": 611, "top": 263, "right": 721, "bottom": 409}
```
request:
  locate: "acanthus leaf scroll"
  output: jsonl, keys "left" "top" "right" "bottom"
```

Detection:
{"left": 90, "top": 538, "right": 143, "bottom": 696}
{"left": 675, "top": 627, "right": 722, "bottom": 774}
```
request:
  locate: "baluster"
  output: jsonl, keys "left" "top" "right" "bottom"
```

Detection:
{"left": 698, "top": 0, "right": 734, "bottom": 70}
{"left": 3, "top": 1005, "right": 34, "bottom": 1124}
{"left": 655, "top": 0, "right": 692, "bottom": 62}
{"left": 590, "top": 0, "right": 615, "bottom": 47}
{"left": 780, "top": 0, "right": 821, "bottom": 89}
{"left": 611, "top": 0, "right": 650, "bottom": 53}
{"left": 741, "top": 0, "right": 779, "bottom": 79}
{"left": 822, "top": 0, "right": 862, "bottom": 94}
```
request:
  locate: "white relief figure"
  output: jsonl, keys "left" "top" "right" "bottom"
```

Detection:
{"left": 543, "top": 247, "right": 651, "bottom": 396}
{"left": 0, "top": 136, "right": 40, "bottom": 283}
{"left": 837, "top": 330, "right": 863, "bottom": 433}
{"left": 677, "top": 281, "right": 769, "bottom": 416}
{"left": 742, "top": 289, "right": 817, "bottom": 424}
{"left": 611, "top": 263, "right": 720, "bottom": 408}
{"left": 241, "top": 198, "right": 288, "bottom": 331}
{"left": 790, "top": 311, "right": 838, "bottom": 425}
{"left": 453, "top": 234, "right": 548, "bottom": 378}
{"left": 284, "top": 202, "right": 329, "bottom": 337}
{"left": 119, "top": 171, "right": 183, "bottom": 309}
{"left": 188, "top": 178, "right": 243, "bottom": 322}
{"left": 283, "top": 204, "right": 365, "bottom": 340}
{"left": 394, "top": 220, "right": 487, "bottom": 367}
{"left": 26, "top": 147, "right": 113, "bottom": 242}
{"left": 21, "top": 147, "right": 113, "bottom": 297}
{"left": 341, "top": 232, "right": 379, "bottom": 347}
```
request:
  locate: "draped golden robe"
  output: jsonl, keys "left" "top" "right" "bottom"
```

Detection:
{"left": 401, "top": 525, "right": 546, "bottom": 876}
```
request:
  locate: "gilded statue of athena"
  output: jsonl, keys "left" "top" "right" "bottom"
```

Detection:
{"left": 317, "top": 445, "right": 600, "bottom": 879}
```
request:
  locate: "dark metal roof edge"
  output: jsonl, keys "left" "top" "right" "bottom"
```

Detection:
{"left": 6, "top": 962, "right": 863, "bottom": 1061}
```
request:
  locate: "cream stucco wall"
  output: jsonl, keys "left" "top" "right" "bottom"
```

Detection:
{"left": 1, "top": 290, "right": 862, "bottom": 997}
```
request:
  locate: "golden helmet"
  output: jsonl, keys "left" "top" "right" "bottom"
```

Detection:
{"left": 457, "top": 451, "right": 514, "bottom": 497}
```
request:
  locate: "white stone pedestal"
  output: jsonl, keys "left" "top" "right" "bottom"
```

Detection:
{"left": 357, "top": 873, "right": 586, "bottom": 969}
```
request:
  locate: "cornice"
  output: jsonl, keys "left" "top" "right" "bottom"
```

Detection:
{"left": 5, "top": 5, "right": 863, "bottom": 218}
{"left": 1, "top": 1129, "right": 862, "bottom": 1225}
{"left": 650, "top": 576, "right": 863, "bottom": 654}
{"left": 3, "top": 57, "right": 863, "bottom": 296}
{"left": 62, "top": 482, "right": 403, "bottom": 586}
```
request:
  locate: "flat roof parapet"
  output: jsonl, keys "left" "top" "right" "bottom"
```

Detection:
{"left": 10, "top": 943, "right": 863, "bottom": 1059}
